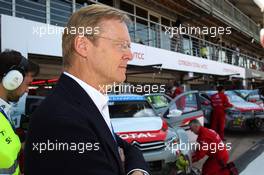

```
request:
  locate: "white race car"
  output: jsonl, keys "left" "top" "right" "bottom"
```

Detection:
{"left": 108, "top": 94, "right": 193, "bottom": 174}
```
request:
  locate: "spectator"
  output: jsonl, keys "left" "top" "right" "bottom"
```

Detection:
{"left": 234, "top": 45, "right": 240, "bottom": 66}
{"left": 200, "top": 44, "right": 208, "bottom": 59}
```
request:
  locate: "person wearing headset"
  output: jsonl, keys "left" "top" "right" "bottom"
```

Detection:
{"left": 0, "top": 50, "right": 39, "bottom": 175}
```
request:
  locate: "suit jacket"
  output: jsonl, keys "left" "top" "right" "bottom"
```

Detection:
{"left": 24, "top": 74, "right": 149, "bottom": 175}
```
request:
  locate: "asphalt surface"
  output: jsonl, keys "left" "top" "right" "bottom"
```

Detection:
{"left": 153, "top": 129, "right": 264, "bottom": 175}
{"left": 236, "top": 139, "right": 264, "bottom": 174}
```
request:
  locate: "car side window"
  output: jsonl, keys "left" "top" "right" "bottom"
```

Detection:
{"left": 200, "top": 95, "right": 211, "bottom": 105}
{"left": 147, "top": 95, "right": 170, "bottom": 109}
{"left": 109, "top": 101, "right": 156, "bottom": 118}
{"left": 201, "top": 93, "right": 210, "bottom": 101}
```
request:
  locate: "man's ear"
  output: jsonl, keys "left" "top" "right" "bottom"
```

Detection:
{"left": 260, "top": 28, "right": 264, "bottom": 48}
{"left": 73, "top": 36, "right": 92, "bottom": 58}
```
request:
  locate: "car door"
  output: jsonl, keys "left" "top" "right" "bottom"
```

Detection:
{"left": 199, "top": 93, "right": 212, "bottom": 125}
{"left": 145, "top": 94, "right": 172, "bottom": 116}
{"left": 162, "top": 91, "right": 204, "bottom": 142}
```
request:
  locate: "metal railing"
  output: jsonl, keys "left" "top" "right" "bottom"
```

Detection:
{"left": 189, "top": 0, "right": 260, "bottom": 42}
{"left": 0, "top": 0, "right": 263, "bottom": 72}
{"left": 127, "top": 12, "right": 264, "bottom": 72}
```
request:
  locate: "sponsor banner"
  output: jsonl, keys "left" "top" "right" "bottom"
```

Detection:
{"left": 130, "top": 43, "right": 245, "bottom": 78}
{"left": 245, "top": 69, "right": 264, "bottom": 79}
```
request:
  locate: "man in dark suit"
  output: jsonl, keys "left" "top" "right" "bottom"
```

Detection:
{"left": 24, "top": 4, "right": 149, "bottom": 175}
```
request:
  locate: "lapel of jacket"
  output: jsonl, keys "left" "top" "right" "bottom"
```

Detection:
{"left": 56, "top": 74, "right": 124, "bottom": 173}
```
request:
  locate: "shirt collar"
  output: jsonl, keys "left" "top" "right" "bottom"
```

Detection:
{"left": 63, "top": 72, "right": 108, "bottom": 111}
{"left": 0, "top": 97, "right": 12, "bottom": 117}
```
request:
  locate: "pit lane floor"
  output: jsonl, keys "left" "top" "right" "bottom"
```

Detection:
{"left": 153, "top": 129, "right": 264, "bottom": 175}
{"left": 192, "top": 129, "right": 264, "bottom": 174}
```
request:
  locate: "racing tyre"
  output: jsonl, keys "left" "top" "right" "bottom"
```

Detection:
{"left": 161, "top": 162, "right": 177, "bottom": 175}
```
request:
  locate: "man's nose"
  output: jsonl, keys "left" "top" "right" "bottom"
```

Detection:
{"left": 129, "top": 49, "right": 133, "bottom": 60}
{"left": 124, "top": 48, "right": 133, "bottom": 61}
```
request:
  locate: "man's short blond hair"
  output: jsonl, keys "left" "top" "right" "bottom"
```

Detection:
{"left": 62, "top": 4, "right": 130, "bottom": 67}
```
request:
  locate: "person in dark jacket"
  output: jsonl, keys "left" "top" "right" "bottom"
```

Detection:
{"left": 24, "top": 4, "right": 149, "bottom": 175}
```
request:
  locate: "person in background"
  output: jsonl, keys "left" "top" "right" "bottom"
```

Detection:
{"left": 0, "top": 50, "right": 39, "bottom": 175}
{"left": 200, "top": 44, "right": 208, "bottom": 59}
{"left": 189, "top": 119, "right": 230, "bottom": 175}
{"left": 234, "top": 44, "right": 240, "bottom": 66}
{"left": 210, "top": 86, "right": 233, "bottom": 140}
{"left": 171, "top": 81, "right": 186, "bottom": 110}
{"left": 260, "top": 28, "right": 264, "bottom": 48}
{"left": 171, "top": 81, "right": 183, "bottom": 98}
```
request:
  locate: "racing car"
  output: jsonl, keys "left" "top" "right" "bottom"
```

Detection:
{"left": 108, "top": 94, "right": 193, "bottom": 174}
{"left": 200, "top": 90, "right": 264, "bottom": 130}
{"left": 233, "top": 89, "right": 264, "bottom": 108}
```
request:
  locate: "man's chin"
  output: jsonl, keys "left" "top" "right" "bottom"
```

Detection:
{"left": 114, "top": 74, "right": 126, "bottom": 84}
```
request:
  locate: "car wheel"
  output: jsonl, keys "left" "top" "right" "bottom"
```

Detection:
{"left": 254, "top": 118, "right": 264, "bottom": 129}
{"left": 161, "top": 162, "right": 177, "bottom": 175}
{"left": 246, "top": 118, "right": 263, "bottom": 130}
{"left": 162, "top": 162, "right": 195, "bottom": 175}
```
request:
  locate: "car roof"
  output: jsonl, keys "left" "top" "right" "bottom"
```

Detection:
{"left": 108, "top": 94, "right": 146, "bottom": 101}
{"left": 200, "top": 90, "right": 217, "bottom": 95}
{"left": 144, "top": 93, "right": 166, "bottom": 96}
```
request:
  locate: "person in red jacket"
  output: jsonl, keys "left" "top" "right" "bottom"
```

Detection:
{"left": 260, "top": 28, "right": 264, "bottom": 48}
{"left": 171, "top": 82, "right": 186, "bottom": 110}
{"left": 189, "top": 119, "right": 230, "bottom": 175}
{"left": 210, "top": 86, "right": 233, "bottom": 140}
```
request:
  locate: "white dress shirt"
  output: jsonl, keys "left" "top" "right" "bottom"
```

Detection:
{"left": 64, "top": 72, "right": 113, "bottom": 135}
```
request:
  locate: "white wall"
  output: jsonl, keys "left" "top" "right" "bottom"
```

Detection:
{"left": 1, "top": 14, "right": 62, "bottom": 57}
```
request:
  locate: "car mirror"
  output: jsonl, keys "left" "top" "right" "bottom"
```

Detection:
{"left": 167, "top": 109, "right": 182, "bottom": 118}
